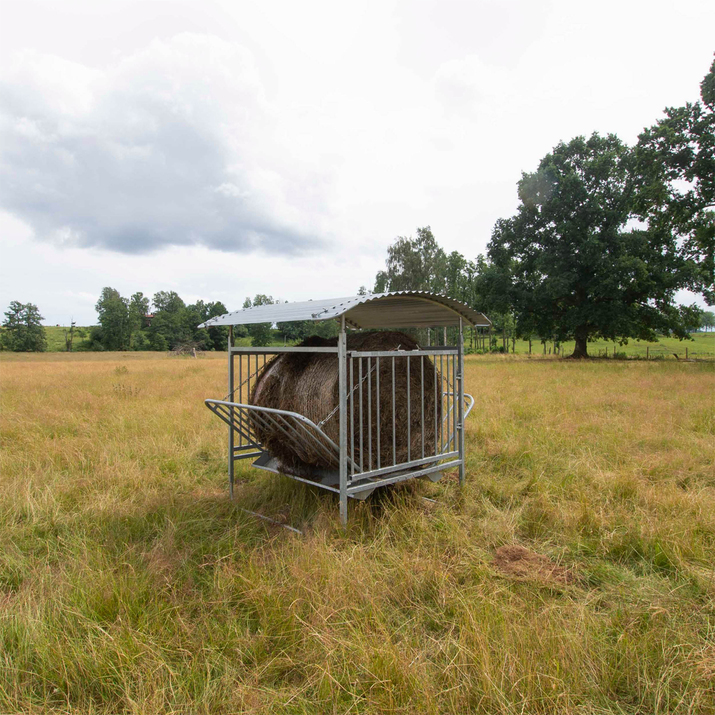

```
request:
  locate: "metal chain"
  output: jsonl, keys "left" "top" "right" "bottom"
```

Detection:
{"left": 317, "top": 361, "right": 378, "bottom": 428}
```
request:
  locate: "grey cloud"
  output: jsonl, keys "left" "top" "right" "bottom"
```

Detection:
{"left": 0, "top": 34, "right": 326, "bottom": 255}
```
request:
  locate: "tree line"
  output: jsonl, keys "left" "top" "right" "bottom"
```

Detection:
{"left": 2, "top": 59, "right": 713, "bottom": 355}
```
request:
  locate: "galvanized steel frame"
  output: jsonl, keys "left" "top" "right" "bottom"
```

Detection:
{"left": 210, "top": 320, "right": 471, "bottom": 526}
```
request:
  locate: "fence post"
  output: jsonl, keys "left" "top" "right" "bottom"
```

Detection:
{"left": 458, "top": 318, "right": 466, "bottom": 487}
{"left": 686, "top": 347, "right": 688, "bottom": 360}
{"left": 338, "top": 315, "right": 348, "bottom": 526}
{"left": 228, "top": 326, "right": 234, "bottom": 499}
{"left": 646, "top": 346, "right": 649, "bottom": 360}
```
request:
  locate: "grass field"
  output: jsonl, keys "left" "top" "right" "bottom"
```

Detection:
{"left": 471, "top": 331, "right": 715, "bottom": 359}
{"left": 1, "top": 352, "right": 713, "bottom": 713}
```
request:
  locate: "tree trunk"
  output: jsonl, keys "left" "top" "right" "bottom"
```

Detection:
{"left": 571, "top": 330, "right": 589, "bottom": 358}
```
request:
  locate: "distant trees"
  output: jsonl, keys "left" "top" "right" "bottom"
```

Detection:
{"left": 373, "top": 226, "right": 482, "bottom": 306}
{"left": 87, "top": 288, "right": 229, "bottom": 351}
{"left": 243, "top": 294, "right": 275, "bottom": 347}
{"left": 1, "top": 301, "right": 46, "bottom": 352}
{"left": 699, "top": 310, "right": 715, "bottom": 332}
{"left": 375, "top": 226, "right": 448, "bottom": 293}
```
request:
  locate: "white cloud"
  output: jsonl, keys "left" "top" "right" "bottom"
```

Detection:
{"left": 0, "top": 34, "right": 331, "bottom": 255}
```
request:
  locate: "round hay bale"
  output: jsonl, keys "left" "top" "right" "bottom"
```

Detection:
{"left": 250, "top": 331, "right": 442, "bottom": 473}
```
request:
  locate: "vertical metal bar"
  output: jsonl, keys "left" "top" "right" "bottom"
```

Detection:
{"left": 444, "top": 327, "right": 448, "bottom": 346}
{"left": 439, "top": 352, "right": 444, "bottom": 451}
{"left": 338, "top": 317, "right": 348, "bottom": 525}
{"left": 406, "top": 356, "right": 411, "bottom": 463}
{"left": 452, "top": 351, "right": 457, "bottom": 452}
{"left": 359, "top": 357, "right": 364, "bottom": 473}
{"left": 228, "top": 326, "right": 234, "bottom": 499}
{"left": 367, "top": 357, "right": 372, "bottom": 471}
{"left": 350, "top": 355, "right": 354, "bottom": 478}
{"left": 392, "top": 356, "right": 396, "bottom": 465}
{"left": 434, "top": 352, "right": 438, "bottom": 456}
{"left": 240, "top": 350, "right": 245, "bottom": 445}
{"left": 376, "top": 357, "right": 381, "bottom": 470}
{"left": 458, "top": 318, "right": 466, "bottom": 486}
{"left": 421, "top": 355, "right": 425, "bottom": 459}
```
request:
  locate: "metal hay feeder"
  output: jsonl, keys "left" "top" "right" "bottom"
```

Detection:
{"left": 199, "top": 292, "right": 491, "bottom": 525}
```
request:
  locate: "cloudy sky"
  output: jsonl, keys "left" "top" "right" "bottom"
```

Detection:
{"left": 1, "top": 0, "right": 713, "bottom": 325}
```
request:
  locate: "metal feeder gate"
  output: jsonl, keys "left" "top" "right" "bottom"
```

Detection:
{"left": 199, "top": 292, "right": 491, "bottom": 525}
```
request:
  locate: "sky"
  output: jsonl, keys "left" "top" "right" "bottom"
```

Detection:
{"left": 0, "top": 0, "right": 713, "bottom": 325}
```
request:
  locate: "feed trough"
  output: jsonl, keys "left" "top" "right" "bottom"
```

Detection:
{"left": 199, "top": 291, "right": 491, "bottom": 525}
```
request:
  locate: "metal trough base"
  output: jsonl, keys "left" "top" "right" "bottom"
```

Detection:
{"left": 251, "top": 450, "right": 445, "bottom": 501}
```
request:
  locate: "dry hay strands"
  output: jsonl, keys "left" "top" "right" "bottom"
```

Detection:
{"left": 250, "top": 331, "right": 442, "bottom": 473}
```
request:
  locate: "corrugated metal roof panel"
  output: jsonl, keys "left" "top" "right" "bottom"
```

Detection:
{"left": 198, "top": 292, "right": 491, "bottom": 329}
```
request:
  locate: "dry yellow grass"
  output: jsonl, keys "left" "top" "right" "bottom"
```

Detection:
{"left": 1, "top": 351, "right": 714, "bottom": 714}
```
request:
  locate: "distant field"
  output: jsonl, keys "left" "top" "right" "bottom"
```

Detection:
{"left": 1, "top": 351, "right": 713, "bottom": 713}
{"left": 39, "top": 325, "right": 715, "bottom": 358}
{"left": 43, "top": 325, "right": 93, "bottom": 352}
{"left": 470, "top": 331, "right": 715, "bottom": 358}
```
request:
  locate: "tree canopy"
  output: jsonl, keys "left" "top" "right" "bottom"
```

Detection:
{"left": 485, "top": 133, "right": 700, "bottom": 357}
{"left": 1, "top": 301, "right": 46, "bottom": 352}
{"left": 634, "top": 57, "right": 715, "bottom": 305}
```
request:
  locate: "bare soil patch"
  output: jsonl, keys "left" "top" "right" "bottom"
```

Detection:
{"left": 494, "top": 545, "right": 572, "bottom": 585}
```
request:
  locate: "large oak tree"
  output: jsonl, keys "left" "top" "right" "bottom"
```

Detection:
{"left": 487, "top": 133, "right": 698, "bottom": 358}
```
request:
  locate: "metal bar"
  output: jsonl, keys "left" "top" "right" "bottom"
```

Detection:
{"left": 338, "top": 316, "right": 348, "bottom": 525}
{"left": 350, "top": 355, "right": 355, "bottom": 479}
{"left": 453, "top": 352, "right": 458, "bottom": 453}
{"left": 206, "top": 400, "right": 360, "bottom": 471}
{"left": 421, "top": 355, "right": 425, "bottom": 459}
{"left": 228, "top": 326, "right": 234, "bottom": 499}
{"left": 367, "top": 356, "right": 372, "bottom": 472}
{"left": 359, "top": 358, "right": 364, "bottom": 474}
{"left": 376, "top": 357, "right": 381, "bottom": 470}
{"left": 209, "top": 402, "right": 254, "bottom": 445}
{"left": 238, "top": 348, "right": 243, "bottom": 446}
{"left": 230, "top": 346, "right": 339, "bottom": 354}
{"left": 275, "top": 414, "right": 338, "bottom": 465}
{"left": 439, "top": 352, "right": 443, "bottom": 453}
{"left": 434, "top": 353, "right": 438, "bottom": 458}
{"left": 237, "top": 507, "right": 303, "bottom": 535}
{"left": 352, "top": 451, "right": 459, "bottom": 481}
{"left": 458, "top": 318, "right": 466, "bottom": 486}
{"left": 392, "top": 356, "right": 396, "bottom": 465}
{"left": 257, "top": 469, "right": 342, "bottom": 495}
{"left": 348, "top": 349, "right": 457, "bottom": 358}
{"left": 234, "top": 451, "right": 263, "bottom": 461}
{"left": 406, "top": 356, "right": 411, "bottom": 463}
{"left": 233, "top": 443, "right": 260, "bottom": 452}
{"left": 348, "top": 459, "right": 462, "bottom": 494}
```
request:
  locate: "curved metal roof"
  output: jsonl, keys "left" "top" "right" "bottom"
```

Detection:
{"left": 198, "top": 291, "right": 491, "bottom": 330}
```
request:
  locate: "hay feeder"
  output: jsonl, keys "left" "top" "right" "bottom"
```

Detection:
{"left": 199, "top": 292, "right": 491, "bottom": 525}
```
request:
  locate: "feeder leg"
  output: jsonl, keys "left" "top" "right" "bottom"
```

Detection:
{"left": 228, "top": 326, "right": 234, "bottom": 499}
{"left": 458, "top": 319, "right": 466, "bottom": 486}
{"left": 338, "top": 317, "right": 348, "bottom": 526}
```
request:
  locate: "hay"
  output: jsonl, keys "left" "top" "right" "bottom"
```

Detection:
{"left": 250, "top": 331, "right": 442, "bottom": 473}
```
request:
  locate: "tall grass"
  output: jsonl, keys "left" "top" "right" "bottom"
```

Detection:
{"left": 1, "top": 352, "right": 713, "bottom": 713}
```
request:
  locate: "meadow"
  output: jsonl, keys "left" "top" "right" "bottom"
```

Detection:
{"left": 0, "top": 351, "right": 713, "bottom": 714}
